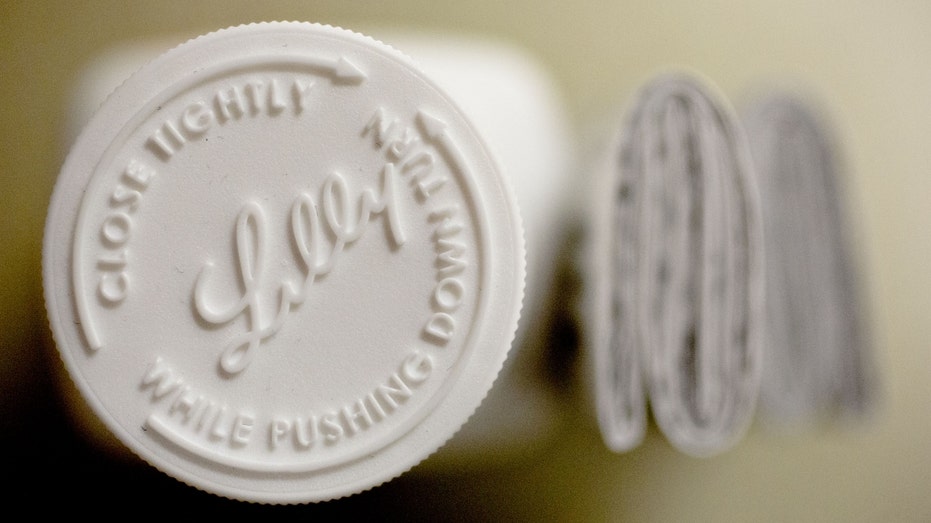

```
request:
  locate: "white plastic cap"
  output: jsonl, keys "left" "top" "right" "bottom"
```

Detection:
{"left": 43, "top": 22, "right": 525, "bottom": 504}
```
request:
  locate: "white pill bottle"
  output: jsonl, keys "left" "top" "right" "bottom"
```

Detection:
{"left": 47, "top": 22, "right": 576, "bottom": 504}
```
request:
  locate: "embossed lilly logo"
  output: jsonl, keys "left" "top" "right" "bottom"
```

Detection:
{"left": 194, "top": 166, "right": 406, "bottom": 375}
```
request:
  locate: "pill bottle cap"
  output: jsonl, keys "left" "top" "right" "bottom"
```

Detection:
{"left": 43, "top": 21, "right": 525, "bottom": 504}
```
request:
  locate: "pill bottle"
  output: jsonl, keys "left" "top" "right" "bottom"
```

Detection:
{"left": 45, "top": 21, "right": 576, "bottom": 503}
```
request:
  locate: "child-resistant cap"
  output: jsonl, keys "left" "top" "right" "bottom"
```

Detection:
{"left": 43, "top": 21, "right": 525, "bottom": 504}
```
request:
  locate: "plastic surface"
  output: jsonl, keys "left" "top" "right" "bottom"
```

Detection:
{"left": 43, "top": 22, "right": 525, "bottom": 503}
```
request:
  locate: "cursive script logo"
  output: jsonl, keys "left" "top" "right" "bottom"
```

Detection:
{"left": 194, "top": 165, "right": 406, "bottom": 375}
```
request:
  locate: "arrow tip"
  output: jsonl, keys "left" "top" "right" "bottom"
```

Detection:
{"left": 334, "top": 57, "right": 367, "bottom": 82}
{"left": 417, "top": 110, "right": 448, "bottom": 140}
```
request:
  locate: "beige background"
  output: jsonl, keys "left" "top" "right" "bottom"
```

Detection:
{"left": 2, "top": 1, "right": 930, "bottom": 520}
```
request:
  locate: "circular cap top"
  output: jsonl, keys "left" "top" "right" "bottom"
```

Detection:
{"left": 43, "top": 22, "right": 524, "bottom": 504}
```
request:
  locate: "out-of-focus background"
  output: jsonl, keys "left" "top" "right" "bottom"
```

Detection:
{"left": 3, "top": 1, "right": 930, "bottom": 520}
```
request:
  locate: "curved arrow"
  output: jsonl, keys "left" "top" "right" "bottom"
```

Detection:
{"left": 416, "top": 109, "right": 469, "bottom": 178}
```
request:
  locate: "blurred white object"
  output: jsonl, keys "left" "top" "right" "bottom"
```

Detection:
{"left": 585, "top": 72, "right": 764, "bottom": 457}
{"left": 742, "top": 91, "right": 876, "bottom": 428}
